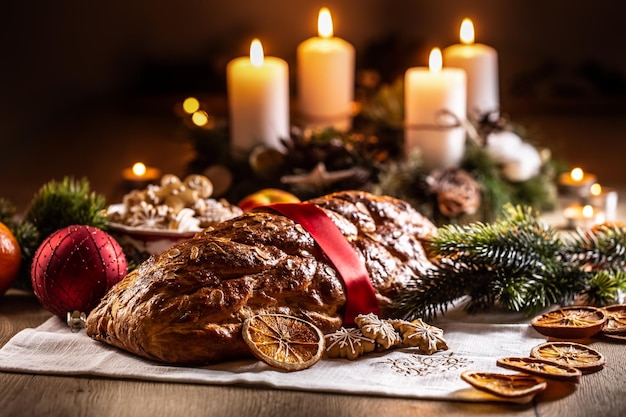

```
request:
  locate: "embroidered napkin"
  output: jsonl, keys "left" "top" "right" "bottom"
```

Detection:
{"left": 0, "top": 310, "right": 545, "bottom": 403}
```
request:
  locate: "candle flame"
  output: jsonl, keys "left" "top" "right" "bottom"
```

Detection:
{"left": 582, "top": 205, "right": 594, "bottom": 218}
{"left": 460, "top": 18, "right": 475, "bottom": 44}
{"left": 250, "top": 39, "right": 264, "bottom": 67}
{"left": 132, "top": 162, "right": 147, "bottom": 177}
{"left": 429, "top": 48, "right": 443, "bottom": 72}
{"left": 182, "top": 97, "right": 200, "bottom": 114}
{"left": 318, "top": 7, "right": 333, "bottom": 38}
{"left": 590, "top": 183, "right": 602, "bottom": 196}
{"left": 570, "top": 167, "right": 584, "bottom": 182}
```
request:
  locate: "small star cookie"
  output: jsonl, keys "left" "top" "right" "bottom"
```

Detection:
{"left": 355, "top": 313, "right": 402, "bottom": 350}
{"left": 324, "top": 327, "right": 376, "bottom": 360}
{"left": 391, "top": 318, "right": 448, "bottom": 354}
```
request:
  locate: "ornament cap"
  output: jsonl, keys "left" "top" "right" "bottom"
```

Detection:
{"left": 66, "top": 310, "right": 87, "bottom": 333}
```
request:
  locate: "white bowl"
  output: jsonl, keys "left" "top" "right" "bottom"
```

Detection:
{"left": 106, "top": 222, "right": 198, "bottom": 263}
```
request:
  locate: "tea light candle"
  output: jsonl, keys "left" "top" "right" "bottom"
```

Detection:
{"left": 589, "top": 183, "right": 619, "bottom": 221}
{"left": 558, "top": 167, "right": 597, "bottom": 196}
{"left": 404, "top": 47, "right": 467, "bottom": 169}
{"left": 443, "top": 18, "right": 499, "bottom": 117}
{"left": 564, "top": 204, "right": 605, "bottom": 229}
{"left": 297, "top": 7, "right": 355, "bottom": 131}
{"left": 122, "top": 162, "right": 161, "bottom": 187}
{"left": 227, "top": 39, "right": 289, "bottom": 158}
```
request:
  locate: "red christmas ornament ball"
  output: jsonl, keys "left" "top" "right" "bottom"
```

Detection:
{"left": 31, "top": 225, "right": 128, "bottom": 318}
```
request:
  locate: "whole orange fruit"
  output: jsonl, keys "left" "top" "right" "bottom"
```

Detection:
{"left": 0, "top": 222, "right": 21, "bottom": 296}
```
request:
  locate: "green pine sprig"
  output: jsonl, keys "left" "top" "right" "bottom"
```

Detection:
{"left": 25, "top": 176, "right": 107, "bottom": 238}
{"left": 393, "top": 204, "right": 623, "bottom": 321}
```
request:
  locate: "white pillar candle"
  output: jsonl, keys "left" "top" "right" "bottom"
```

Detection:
{"left": 443, "top": 18, "right": 499, "bottom": 118}
{"left": 227, "top": 39, "right": 289, "bottom": 159}
{"left": 297, "top": 7, "right": 355, "bottom": 131}
{"left": 404, "top": 47, "right": 467, "bottom": 169}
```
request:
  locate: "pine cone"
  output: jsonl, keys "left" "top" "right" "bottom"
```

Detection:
{"left": 427, "top": 168, "right": 481, "bottom": 218}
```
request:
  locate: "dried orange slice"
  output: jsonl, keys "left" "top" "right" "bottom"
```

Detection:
{"left": 530, "top": 306, "right": 606, "bottom": 339}
{"left": 461, "top": 371, "right": 547, "bottom": 398}
{"left": 601, "top": 304, "right": 626, "bottom": 334}
{"left": 497, "top": 357, "right": 582, "bottom": 383}
{"left": 530, "top": 341, "right": 605, "bottom": 373}
{"left": 601, "top": 332, "right": 626, "bottom": 342}
{"left": 242, "top": 314, "right": 324, "bottom": 371}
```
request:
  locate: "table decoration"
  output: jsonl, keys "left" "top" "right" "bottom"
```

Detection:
{"left": 0, "top": 220, "right": 21, "bottom": 296}
{"left": 587, "top": 183, "right": 619, "bottom": 221}
{"left": 404, "top": 47, "right": 467, "bottom": 169}
{"left": 558, "top": 167, "right": 596, "bottom": 197}
{"left": 529, "top": 306, "right": 607, "bottom": 339}
{"left": 601, "top": 303, "right": 626, "bottom": 334}
{"left": 122, "top": 162, "right": 161, "bottom": 188}
{"left": 530, "top": 342, "right": 606, "bottom": 374}
{"left": 105, "top": 173, "right": 242, "bottom": 264}
{"left": 0, "top": 177, "right": 108, "bottom": 291}
{"left": 443, "top": 18, "right": 499, "bottom": 118}
{"left": 393, "top": 205, "right": 626, "bottom": 320}
{"left": 227, "top": 38, "right": 289, "bottom": 158}
{"left": 495, "top": 357, "right": 582, "bottom": 383}
{"left": 563, "top": 203, "right": 605, "bottom": 229}
{"left": 242, "top": 313, "right": 326, "bottom": 371}
{"left": 297, "top": 7, "right": 355, "bottom": 131}
{"left": 178, "top": 102, "right": 559, "bottom": 228}
{"left": 30, "top": 224, "right": 127, "bottom": 321}
{"left": 460, "top": 371, "right": 547, "bottom": 399}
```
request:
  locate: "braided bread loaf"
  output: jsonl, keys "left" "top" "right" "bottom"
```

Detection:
{"left": 86, "top": 191, "right": 436, "bottom": 365}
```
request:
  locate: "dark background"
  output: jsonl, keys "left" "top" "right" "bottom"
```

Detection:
{"left": 1, "top": 0, "right": 625, "bottom": 210}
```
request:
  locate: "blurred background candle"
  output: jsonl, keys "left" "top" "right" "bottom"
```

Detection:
{"left": 588, "top": 183, "right": 619, "bottom": 221}
{"left": 297, "top": 7, "right": 355, "bottom": 131}
{"left": 564, "top": 203, "right": 605, "bottom": 229}
{"left": 404, "top": 47, "right": 467, "bottom": 169}
{"left": 227, "top": 38, "right": 289, "bottom": 159}
{"left": 122, "top": 162, "right": 160, "bottom": 188}
{"left": 443, "top": 18, "right": 499, "bottom": 118}
{"left": 558, "top": 167, "right": 597, "bottom": 197}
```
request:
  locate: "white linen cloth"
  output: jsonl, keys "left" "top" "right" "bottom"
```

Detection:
{"left": 0, "top": 305, "right": 546, "bottom": 403}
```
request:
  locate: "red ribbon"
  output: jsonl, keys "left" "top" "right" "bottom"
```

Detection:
{"left": 267, "top": 202, "right": 379, "bottom": 325}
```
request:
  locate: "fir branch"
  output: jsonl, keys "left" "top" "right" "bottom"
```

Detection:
{"left": 25, "top": 176, "right": 107, "bottom": 239}
{"left": 426, "top": 205, "right": 560, "bottom": 273}
{"left": 393, "top": 204, "right": 611, "bottom": 320}
{"left": 393, "top": 262, "right": 468, "bottom": 320}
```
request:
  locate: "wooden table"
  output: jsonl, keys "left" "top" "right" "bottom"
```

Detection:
{"left": 1, "top": 290, "right": 624, "bottom": 417}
